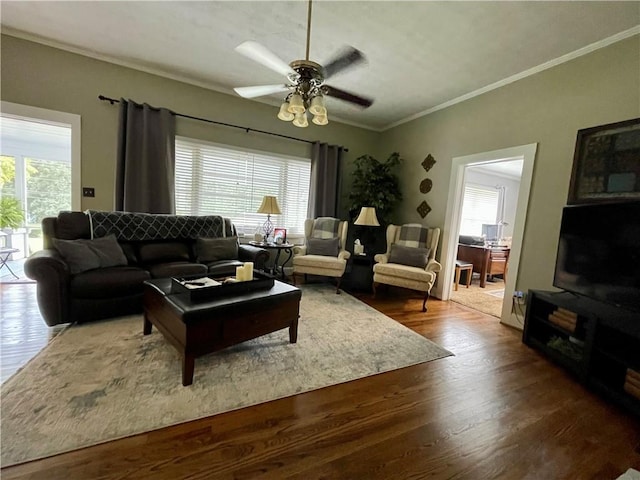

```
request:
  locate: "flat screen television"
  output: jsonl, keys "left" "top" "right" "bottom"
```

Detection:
{"left": 554, "top": 201, "right": 640, "bottom": 312}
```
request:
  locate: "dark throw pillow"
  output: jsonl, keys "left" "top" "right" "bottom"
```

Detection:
{"left": 388, "top": 244, "right": 431, "bottom": 269}
{"left": 53, "top": 234, "right": 127, "bottom": 274}
{"left": 307, "top": 237, "right": 340, "bottom": 256}
{"left": 196, "top": 237, "right": 239, "bottom": 263}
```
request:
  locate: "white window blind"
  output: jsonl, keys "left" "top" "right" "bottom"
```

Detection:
{"left": 175, "top": 137, "right": 310, "bottom": 235}
{"left": 459, "top": 183, "right": 500, "bottom": 236}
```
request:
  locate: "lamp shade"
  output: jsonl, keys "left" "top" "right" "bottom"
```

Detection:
{"left": 257, "top": 195, "right": 282, "bottom": 215}
{"left": 287, "top": 94, "right": 305, "bottom": 114}
{"left": 277, "top": 101, "right": 295, "bottom": 121}
{"left": 354, "top": 207, "right": 380, "bottom": 226}
{"left": 308, "top": 95, "right": 327, "bottom": 116}
{"left": 312, "top": 113, "right": 328, "bottom": 125}
{"left": 292, "top": 111, "right": 309, "bottom": 128}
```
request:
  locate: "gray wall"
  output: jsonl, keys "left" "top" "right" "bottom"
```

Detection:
{"left": 2, "top": 33, "right": 639, "bottom": 299}
{"left": 0, "top": 35, "right": 380, "bottom": 216}
{"left": 380, "top": 35, "right": 640, "bottom": 296}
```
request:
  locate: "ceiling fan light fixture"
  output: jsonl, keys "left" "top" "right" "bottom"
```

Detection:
{"left": 308, "top": 95, "right": 326, "bottom": 116}
{"left": 312, "top": 113, "right": 328, "bottom": 125}
{"left": 292, "top": 112, "right": 309, "bottom": 128}
{"left": 277, "top": 101, "right": 295, "bottom": 121}
{"left": 287, "top": 93, "right": 305, "bottom": 114}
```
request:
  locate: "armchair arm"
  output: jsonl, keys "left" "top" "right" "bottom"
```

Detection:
{"left": 374, "top": 253, "right": 389, "bottom": 264}
{"left": 238, "top": 244, "right": 269, "bottom": 271}
{"left": 338, "top": 250, "right": 351, "bottom": 261}
{"left": 292, "top": 245, "right": 307, "bottom": 256}
{"left": 23, "top": 249, "right": 71, "bottom": 326}
{"left": 426, "top": 259, "right": 442, "bottom": 273}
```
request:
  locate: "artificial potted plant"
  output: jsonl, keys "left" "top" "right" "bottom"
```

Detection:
{"left": 348, "top": 152, "right": 403, "bottom": 225}
{"left": 347, "top": 152, "right": 403, "bottom": 253}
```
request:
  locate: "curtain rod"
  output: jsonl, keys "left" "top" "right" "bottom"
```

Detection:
{"left": 98, "top": 95, "right": 347, "bottom": 151}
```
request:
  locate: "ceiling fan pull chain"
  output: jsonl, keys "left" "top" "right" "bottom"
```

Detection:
{"left": 305, "top": 0, "right": 312, "bottom": 61}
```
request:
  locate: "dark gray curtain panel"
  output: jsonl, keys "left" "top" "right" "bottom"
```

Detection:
{"left": 308, "top": 142, "right": 344, "bottom": 218}
{"left": 115, "top": 99, "right": 176, "bottom": 214}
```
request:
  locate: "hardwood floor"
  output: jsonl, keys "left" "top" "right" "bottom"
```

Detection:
{"left": 1, "top": 283, "right": 639, "bottom": 479}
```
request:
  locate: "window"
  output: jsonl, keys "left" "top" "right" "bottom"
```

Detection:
{"left": 459, "top": 183, "right": 500, "bottom": 236}
{"left": 175, "top": 137, "right": 311, "bottom": 235}
{"left": 1, "top": 111, "right": 76, "bottom": 256}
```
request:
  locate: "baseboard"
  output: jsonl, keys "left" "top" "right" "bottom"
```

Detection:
{"left": 501, "top": 313, "right": 524, "bottom": 331}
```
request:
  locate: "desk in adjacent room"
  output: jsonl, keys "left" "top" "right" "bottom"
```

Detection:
{"left": 457, "top": 244, "right": 510, "bottom": 288}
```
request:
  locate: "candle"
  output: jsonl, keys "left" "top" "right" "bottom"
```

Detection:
{"left": 244, "top": 262, "right": 254, "bottom": 280}
{"left": 236, "top": 265, "right": 245, "bottom": 281}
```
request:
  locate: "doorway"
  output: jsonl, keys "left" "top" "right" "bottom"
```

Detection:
{"left": 0, "top": 102, "right": 81, "bottom": 259}
{"left": 438, "top": 144, "right": 537, "bottom": 329}
{"left": 450, "top": 161, "right": 523, "bottom": 317}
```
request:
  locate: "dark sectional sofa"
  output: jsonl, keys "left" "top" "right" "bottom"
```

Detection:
{"left": 24, "top": 211, "right": 269, "bottom": 326}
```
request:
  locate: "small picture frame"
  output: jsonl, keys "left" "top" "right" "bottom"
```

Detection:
{"left": 273, "top": 228, "right": 287, "bottom": 243}
{"left": 568, "top": 117, "right": 640, "bottom": 204}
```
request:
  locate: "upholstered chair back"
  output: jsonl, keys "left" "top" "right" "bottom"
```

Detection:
{"left": 304, "top": 218, "right": 349, "bottom": 252}
{"left": 384, "top": 224, "right": 439, "bottom": 263}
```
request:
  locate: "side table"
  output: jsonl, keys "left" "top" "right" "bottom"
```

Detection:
{"left": 249, "top": 241, "right": 294, "bottom": 280}
{"left": 344, "top": 253, "right": 375, "bottom": 292}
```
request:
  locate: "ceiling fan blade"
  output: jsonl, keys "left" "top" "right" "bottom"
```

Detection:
{"left": 323, "top": 85, "right": 374, "bottom": 108}
{"left": 322, "top": 46, "right": 366, "bottom": 79}
{"left": 233, "top": 84, "right": 290, "bottom": 99}
{"left": 235, "top": 41, "right": 296, "bottom": 78}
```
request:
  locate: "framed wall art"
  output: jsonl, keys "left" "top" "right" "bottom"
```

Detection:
{"left": 568, "top": 117, "right": 640, "bottom": 204}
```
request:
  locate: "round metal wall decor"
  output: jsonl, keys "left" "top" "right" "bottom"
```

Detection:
{"left": 419, "top": 178, "right": 433, "bottom": 194}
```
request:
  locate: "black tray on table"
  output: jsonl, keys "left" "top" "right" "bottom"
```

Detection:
{"left": 171, "top": 270, "right": 275, "bottom": 302}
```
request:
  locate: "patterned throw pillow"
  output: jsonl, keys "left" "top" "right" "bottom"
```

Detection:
{"left": 311, "top": 217, "right": 340, "bottom": 239}
{"left": 388, "top": 244, "right": 431, "bottom": 269}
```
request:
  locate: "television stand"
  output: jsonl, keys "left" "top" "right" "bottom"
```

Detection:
{"left": 523, "top": 290, "right": 640, "bottom": 416}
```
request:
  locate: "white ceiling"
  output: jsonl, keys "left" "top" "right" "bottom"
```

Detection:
{"left": 2, "top": 1, "right": 639, "bottom": 130}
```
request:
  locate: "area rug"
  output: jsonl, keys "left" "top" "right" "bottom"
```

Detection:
{"left": 451, "top": 280, "right": 505, "bottom": 318}
{"left": 0, "top": 284, "right": 452, "bottom": 466}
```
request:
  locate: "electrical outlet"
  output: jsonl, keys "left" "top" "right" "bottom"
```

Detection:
{"left": 82, "top": 187, "right": 95, "bottom": 197}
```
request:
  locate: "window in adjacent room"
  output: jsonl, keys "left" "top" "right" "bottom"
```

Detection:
{"left": 174, "top": 137, "right": 311, "bottom": 235}
{"left": 459, "top": 183, "right": 501, "bottom": 237}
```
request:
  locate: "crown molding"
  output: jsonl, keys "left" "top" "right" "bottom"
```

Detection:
{"left": 1, "top": 28, "right": 380, "bottom": 132}
{"left": 381, "top": 25, "right": 640, "bottom": 132}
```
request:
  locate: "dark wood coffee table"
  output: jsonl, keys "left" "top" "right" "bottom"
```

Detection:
{"left": 143, "top": 278, "right": 301, "bottom": 386}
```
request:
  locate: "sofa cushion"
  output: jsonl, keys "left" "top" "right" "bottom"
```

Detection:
{"left": 207, "top": 259, "right": 244, "bottom": 277}
{"left": 307, "top": 237, "right": 340, "bottom": 256}
{"left": 148, "top": 262, "right": 208, "bottom": 278}
{"left": 196, "top": 237, "right": 239, "bottom": 263}
{"left": 53, "top": 234, "right": 128, "bottom": 274}
{"left": 70, "top": 266, "right": 151, "bottom": 298}
{"left": 388, "top": 244, "right": 430, "bottom": 269}
{"left": 137, "top": 242, "right": 191, "bottom": 264}
{"left": 56, "top": 211, "right": 91, "bottom": 240}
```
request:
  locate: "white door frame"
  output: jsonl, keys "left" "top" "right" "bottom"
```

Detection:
{"left": 1, "top": 101, "right": 82, "bottom": 210}
{"left": 438, "top": 143, "right": 537, "bottom": 329}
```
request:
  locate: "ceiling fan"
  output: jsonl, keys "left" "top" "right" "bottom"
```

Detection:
{"left": 232, "top": 0, "right": 374, "bottom": 127}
